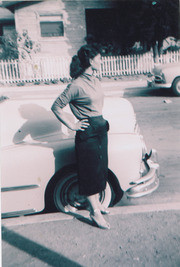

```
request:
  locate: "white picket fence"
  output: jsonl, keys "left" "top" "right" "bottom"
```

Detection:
{"left": 0, "top": 56, "right": 71, "bottom": 84}
{"left": 101, "top": 50, "right": 180, "bottom": 76}
{"left": 101, "top": 53, "right": 154, "bottom": 76}
{"left": 0, "top": 51, "right": 179, "bottom": 84}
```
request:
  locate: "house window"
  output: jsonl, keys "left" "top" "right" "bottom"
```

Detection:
{"left": 0, "top": 22, "right": 15, "bottom": 37}
{"left": 39, "top": 15, "right": 64, "bottom": 37}
{"left": 3, "top": 25, "right": 16, "bottom": 36}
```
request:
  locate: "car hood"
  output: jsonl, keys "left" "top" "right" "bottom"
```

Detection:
{"left": 153, "top": 62, "right": 180, "bottom": 74}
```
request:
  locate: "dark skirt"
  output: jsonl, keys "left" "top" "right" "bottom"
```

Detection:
{"left": 75, "top": 116, "right": 109, "bottom": 196}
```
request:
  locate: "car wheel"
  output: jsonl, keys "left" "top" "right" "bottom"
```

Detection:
{"left": 172, "top": 77, "right": 180, "bottom": 96}
{"left": 53, "top": 170, "right": 112, "bottom": 213}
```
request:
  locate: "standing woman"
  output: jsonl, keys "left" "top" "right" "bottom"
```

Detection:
{"left": 51, "top": 44, "right": 110, "bottom": 229}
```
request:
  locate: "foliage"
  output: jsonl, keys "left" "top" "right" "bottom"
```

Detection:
{"left": 0, "top": 31, "right": 19, "bottom": 60}
{"left": 0, "top": 29, "right": 40, "bottom": 60}
{"left": 138, "top": 0, "right": 179, "bottom": 56}
{"left": 86, "top": 0, "right": 179, "bottom": 58}
{"left": 161, "top": 37, "right": 180, "bottom": 53}
{"left": 17, "top": 29, "right": 40, "bottom": 60}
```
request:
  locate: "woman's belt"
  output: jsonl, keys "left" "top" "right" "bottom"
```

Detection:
{"left": 75, "top": 116, "right": 109, "bottom": 142}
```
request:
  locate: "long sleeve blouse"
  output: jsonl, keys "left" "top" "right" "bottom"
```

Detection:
{"left": 53, "top": 73, "right": 104, "bottom": 120}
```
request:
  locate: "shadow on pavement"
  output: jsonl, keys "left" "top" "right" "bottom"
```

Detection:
{"left": 2, "top": 226, "right": 82, "bottom": 267}
{"left": 67, "top": 211, "right": 93, "bottom": 226}
{"left": 123, "top": 87, "right": 174, "bottom": 98}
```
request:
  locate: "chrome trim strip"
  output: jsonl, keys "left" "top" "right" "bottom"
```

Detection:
{"left": 148, "top": 80, "right": 171, "bottom": 88}
{"left": 1, "top": 184, "right": 40, "bottom": 192}
{"left": 2, "top": 209, "right": 36, "bottom": 218}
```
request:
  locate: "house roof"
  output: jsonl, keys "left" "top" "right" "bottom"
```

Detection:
{"left": 1, "top": 1, "right": 23, "bottom": 8}
{"left": 0, "top": 1, "right": 42, "bottom": 12}
{"left": 0, "top": 7, "right": 14, "bottom": 21}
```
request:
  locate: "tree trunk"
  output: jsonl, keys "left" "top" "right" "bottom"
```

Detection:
{"left": 152, "top": 41, "right": 159, "bottom": 63}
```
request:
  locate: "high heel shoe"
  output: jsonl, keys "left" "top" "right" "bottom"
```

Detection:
{"left": 90, "top": 209, "right": 110, "bottom": 230}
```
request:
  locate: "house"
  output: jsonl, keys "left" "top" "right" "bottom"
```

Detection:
{"left": 0, "top": 0, "right": 179, "bottom": 58}
{"left": 0, "top": 0, "right": 124, "bottom": 58}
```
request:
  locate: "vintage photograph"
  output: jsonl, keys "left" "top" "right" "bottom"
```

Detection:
{"left": 1, "top": 0, "right": 180, "bottom": 266}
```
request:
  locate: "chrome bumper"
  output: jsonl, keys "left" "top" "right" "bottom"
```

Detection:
{"left": 147, "top": 78, "right": 171, "bottom": 89}
{"left": 126, "top": 149, "right": 159, "bottom": 198}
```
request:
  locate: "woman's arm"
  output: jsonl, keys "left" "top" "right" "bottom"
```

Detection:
{"left": 51, "top": 102, "right": 89, "bottom": 131}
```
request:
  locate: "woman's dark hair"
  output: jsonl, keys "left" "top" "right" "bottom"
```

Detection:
{"left": 70, "top": 44, "right": 100, "bottom": 79}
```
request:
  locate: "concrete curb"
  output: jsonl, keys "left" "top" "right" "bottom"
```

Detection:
{"left": 0, "top": 79, "right": 147, "bottom": 93}
{"left": 2, "top": 202, "right": 180, "bottom": 227}
{"left": 102, "top": 80, "right": 147, "bottom": 89}
{"left": 0, "top": 84, "right": 66, "bottom": 93}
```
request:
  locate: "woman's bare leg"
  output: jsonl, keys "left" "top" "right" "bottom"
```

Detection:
{"left": 95, "top": 194, "right": 110, "bottom": 214}
{"left": 87, "top": 194, "right": 99, "bottom": 213}
{"left": 87, "top": 194, "right": 110, "bottom": 229}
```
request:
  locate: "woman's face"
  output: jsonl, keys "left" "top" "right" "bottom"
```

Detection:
{"left": 90, "top": 54, "right": 101, "bottom": 71}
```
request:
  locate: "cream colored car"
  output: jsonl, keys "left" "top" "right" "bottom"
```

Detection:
{"left": 1, "top": 87, "right": 159, "bottom": 218}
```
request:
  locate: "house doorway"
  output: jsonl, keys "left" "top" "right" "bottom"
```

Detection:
{"left": 85, "top": 9, "right": 119, "bottom": 44}
{"left": 85, "top": 8, "right": 122, "bottom": 55}
{"left": 85, "top": 7, "right": 139, "bottom": 55}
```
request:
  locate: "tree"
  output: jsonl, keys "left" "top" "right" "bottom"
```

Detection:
{"left": 17, "top": 29, "right": 40, "bottom": 61}
{"left": 139, "top": 0, "right": 179, "bottom": 61}
{"left": 0, "top": 31, "right": 19, "bottom": 60}
{"left": 0, "top": 29, "right": 40, "bottom": 60}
